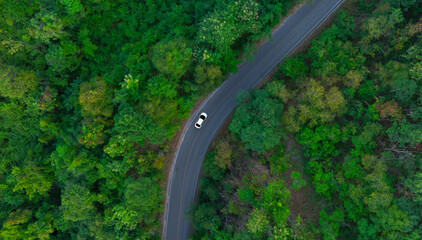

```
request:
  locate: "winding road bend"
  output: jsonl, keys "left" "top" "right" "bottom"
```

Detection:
{"left": 164, "top": 0, "right": 345, "bottom": 239}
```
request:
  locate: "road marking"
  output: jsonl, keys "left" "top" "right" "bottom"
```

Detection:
{"left": 163, "top": 87, "right": 220, "bottom": 238}
{"left": 175, "top": 1, "right": 324, "bottom": 238}
{"left": 188, "top": 0, "right": 347, "bottom": 219}
{"left": 166, "top": 0, "right": 345, "bottom": 239}
{"left": 175, "top": 131, "right": 201, "bottom": 239}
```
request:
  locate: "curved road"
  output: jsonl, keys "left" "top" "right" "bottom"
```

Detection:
{"left": 164, "top": 0, "right": 345, "bottom": 239}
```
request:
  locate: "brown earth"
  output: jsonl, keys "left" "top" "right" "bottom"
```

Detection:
{"left": 282, "top": 137, "right": 323, "bottom": 226}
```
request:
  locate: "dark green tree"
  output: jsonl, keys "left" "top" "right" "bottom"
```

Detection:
{"left": 281, "top": 55, "right": 308, "bottom": 79}
{"left": 229, "top": 89, "right": 284, "bottom": 154}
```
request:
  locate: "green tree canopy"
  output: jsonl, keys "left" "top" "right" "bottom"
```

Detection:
{"left": 0, "top": 65, "right": 38, "bottom": 99}
{"left": 151, "top": 38, "right": 193, "bottom": 80}
{"left": 60, "top": 183, "right": 96, "bottom": 222}
{"left": 229, "top": 89, "right": 284, "bottom": 153}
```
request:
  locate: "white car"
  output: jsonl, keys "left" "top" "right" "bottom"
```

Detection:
{"left": 195, "top": 112, "right": 208, "bottom": 129}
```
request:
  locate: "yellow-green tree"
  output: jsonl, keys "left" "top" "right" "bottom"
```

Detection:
{"left": 11, "top": 164, "right": 53, "bottom": 200}
{"left": 151, "top": 38, "right": 193, "bottom": 80}
{"left": 78, "top": 77, "right": 113, "bottom": 148}
{"left": 0, "top": 65, "right": 38, "bottom": 99}
{"left": 247, "top": 208, "right": 269, "bottom": 234}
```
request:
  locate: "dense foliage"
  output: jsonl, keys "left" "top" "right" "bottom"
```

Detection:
{"left": 191, "top": 0, "right": 422, "bottom": 239}
{"left": 0, "top": 0, "right": 297, "bottom": 239}
{"left": 229, "top": 89, "right": 284, "bottom": 154}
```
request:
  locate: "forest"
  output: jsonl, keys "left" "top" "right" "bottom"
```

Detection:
{"left": 190, "top": 0, "right": 422, "bottom": 239}
{"left": 0, "top": 0, "right": 297, "bottom": 239}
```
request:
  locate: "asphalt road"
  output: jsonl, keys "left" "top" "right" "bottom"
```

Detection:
{"left": 163, "top": 0, "right": 345, "bottom": 239}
